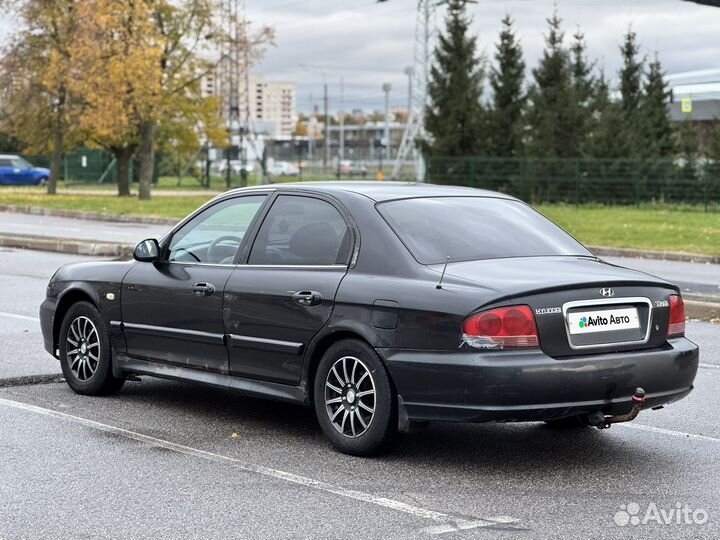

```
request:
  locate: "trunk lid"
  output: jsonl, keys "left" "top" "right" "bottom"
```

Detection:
{"left": 434, "top": 256, "right": 678, "bottom": 357}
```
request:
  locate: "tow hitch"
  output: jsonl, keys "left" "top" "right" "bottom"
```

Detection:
{"left": 588, "top": 387, "right": 646, "bottom": 429}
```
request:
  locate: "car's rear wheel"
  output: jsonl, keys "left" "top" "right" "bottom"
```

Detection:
{"left": 59, "top": 301, "right": 124, "bottom": 395}
{"left": 313, "top": 339, "right": 397, "bottom": 456}
{"left": 37, "top": 176, "right": 48, "bottom": 186}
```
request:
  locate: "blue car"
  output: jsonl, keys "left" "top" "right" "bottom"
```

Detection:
{"left": 0, "top": 154, "right": 50, "bottom": 185}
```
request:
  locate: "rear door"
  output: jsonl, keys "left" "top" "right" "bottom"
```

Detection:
{"left": 121, "top": 194, "right": 268, "bottom": 372}
{"left": 224, "top": 193, "right": 353, "bottom": 384}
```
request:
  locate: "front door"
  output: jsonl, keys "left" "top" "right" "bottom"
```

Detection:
{"left": 121, "top": 194, "right": 268, "bottom": 373}
{"left": 224, "top": 194, "right": 353, "bottom": 384}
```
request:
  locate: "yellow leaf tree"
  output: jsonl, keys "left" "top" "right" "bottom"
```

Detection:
{"left": 69, "top": 0, "right": 164, "bottom": 196}
{"left": 0, "top": 0, "right": 82, "bottom": 194}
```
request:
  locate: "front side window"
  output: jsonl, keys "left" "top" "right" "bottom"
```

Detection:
{"left": 377, "top": 196, "right": 591, "bottom": 264}
{"left": 249, "top": 195, "right": 351, "bottom": 266}
{"left": 168, "top": 195, "right": 266, "bottom": 264}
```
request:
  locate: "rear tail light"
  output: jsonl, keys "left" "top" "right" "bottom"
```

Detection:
{"left": 462, "top": 305, "right": 539, "bottom": 349}
{"left": 668, "top": 294, "right": 686, "bottom": 338}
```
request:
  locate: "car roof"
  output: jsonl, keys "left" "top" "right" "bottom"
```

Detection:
{"left": 225, "top": 181, "right": 517, "bottom": 203}
{"left": 0, "top": 154, "right": 20, "bottom": 159}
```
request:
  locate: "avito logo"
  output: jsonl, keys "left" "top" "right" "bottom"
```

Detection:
{"left": 578, "top": 313, "right": 631, "bottom": 329}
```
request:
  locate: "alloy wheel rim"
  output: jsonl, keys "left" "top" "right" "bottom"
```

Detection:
{"left": 324, "top": 355, "right": 376, "bottom": 438}
{"left": 65, "top": 316, "right": 100, "bottom": 381}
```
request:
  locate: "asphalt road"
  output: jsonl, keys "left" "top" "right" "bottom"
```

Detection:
{"left": 0, "top": 212, "right": 171, "bottom": 243}
{"left": 1, "top": 248, "right": 719, "bottom": 540}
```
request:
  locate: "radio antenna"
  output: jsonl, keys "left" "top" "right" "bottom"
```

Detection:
{"left": 436, "top": 256, "right": 450, "bottom": 290}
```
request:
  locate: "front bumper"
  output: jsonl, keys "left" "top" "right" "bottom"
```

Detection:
{"left": 39, "top": 297, "right": 58, "bottom": 357}
{"left": 380, "top": 337, "right": 698, "bottom": 423}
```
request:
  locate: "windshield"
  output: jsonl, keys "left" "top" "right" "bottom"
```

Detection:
{"left": 377, "top": 197, "right": 592, "bottom": 264}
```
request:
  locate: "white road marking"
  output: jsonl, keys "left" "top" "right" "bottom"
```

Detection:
{"left": 699, "top": 363, "right": 720, "bottom": 370}
{"left": 619, "top": 423, "right": 720, "bottom": 443}
{"left": 0, "top": 311, "right": 39, "bottom": 322}
{"left": 0, "top": 397, "right": 518, "bottom": 535}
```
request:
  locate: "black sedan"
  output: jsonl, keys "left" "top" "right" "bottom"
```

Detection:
{"left": 40, "top": 183, "right": 699, "bottom": 455}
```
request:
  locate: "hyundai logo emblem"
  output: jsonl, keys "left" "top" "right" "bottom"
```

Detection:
{"left": 600, "top": 287, "right": 615, "bottom": 297}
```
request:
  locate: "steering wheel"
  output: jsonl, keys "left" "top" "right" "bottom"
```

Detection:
{"left": 207, "top": 235, "right": 242, "bottom": 263}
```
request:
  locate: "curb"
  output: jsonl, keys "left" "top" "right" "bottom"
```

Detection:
{"left": 589, "top": 245, "right": 720, "bottom": 265}
{"left": 685, "top": 299, "right": 720, "bottom": 321}
{"left": 0, "top": 233, "right": 133, "bottom": 258}
{"left": 0, "top": 204, "right": 177, "bottom": 225}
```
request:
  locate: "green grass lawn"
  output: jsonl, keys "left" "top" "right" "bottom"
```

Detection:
{"left": 0, "top": 191, "right": 212, "bottom": 220}
{"left": 537, "top": 204, "right": 720, "bottom": 256}
{"left": 1, "top": 187, "right": 718, "bottom": 255}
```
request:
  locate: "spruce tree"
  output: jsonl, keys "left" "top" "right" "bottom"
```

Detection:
{"left": 618, "top": 27, "right": 645, "bottom": 156}
{"left": 524, "top": 11, "right": 575, "bottom": 158}
{"left": 488, "top": 14, "right": 525, "bottom": 158}
{"left": 640, "top": 55, "right": 674, "bottom": 158}
{"left": 424, "top": 0, "right": 486, "bottom": 162}
{"left": 585, "top": 72, "right": 626, "bottom": 159}
{"left": 569, "top": 30, "right": 595, "bottom": 156}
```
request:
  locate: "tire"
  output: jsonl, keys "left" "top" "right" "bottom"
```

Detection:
{"left": 37, "top": 176, "right": 48, "bottom": 186}
{"left": 544, "top": 415, "right": 591, "bottom": 429}
{"left": 313, "top": 339, "right": 397, "bottom": 456}
{"left": 59, "top": 301, "right": 125, "bottom": 395}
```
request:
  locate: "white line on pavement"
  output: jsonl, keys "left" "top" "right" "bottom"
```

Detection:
{"left": 699, "top": 363, "right": 720, "bottom": 370}
{"left": 0, "top": 397, "right": 518, "bottom": 536}
{"left": 619, "top": 423, "right": 720, "bottom": 443}
{"left": 0, "top": 311, "right": 39, "bottom": 323}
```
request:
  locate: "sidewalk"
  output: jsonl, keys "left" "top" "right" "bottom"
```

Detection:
{"left": 0, "top": 211, "right": 171, "bottom": 257}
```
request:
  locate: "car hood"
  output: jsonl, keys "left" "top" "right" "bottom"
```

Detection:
{"left": 428, "top": 256, "right": 675, "bottom": 298}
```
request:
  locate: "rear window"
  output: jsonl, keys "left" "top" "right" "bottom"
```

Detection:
{"left": 377, "top": 197, "right": 591, "bottom": 264}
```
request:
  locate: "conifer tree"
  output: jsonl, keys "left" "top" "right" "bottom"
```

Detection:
{"left": 425, "top": 0, "right": 486, "bottom": 162}
{"left": 618, "top": 27, "right": 645, "bottom": 156}
{"left": 569, "top": 30, "right": 595, "bottom": 156}
{"left": 640, "top": 55, "right": 674, "bottom": 158}
{"left": 488, "top": 14, "right": 525, "bottom": 158}
{"left": 524, "top": 12, "right": 575, "bottom": 158}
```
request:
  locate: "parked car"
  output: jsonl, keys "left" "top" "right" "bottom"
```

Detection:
{"left": 339, "top": 160, "right": 368, "bottom": 177}
{"left": 0, "top": 154, "right": 50, "bottom": 185}
{"left": 39, "top": 183, "right": 698, "bottom": 456}
{"left": 269, "top": 160, "right": 300, "bottom": 177}
{"left": 214, "top": 159, "right": 255, "bottom": 176}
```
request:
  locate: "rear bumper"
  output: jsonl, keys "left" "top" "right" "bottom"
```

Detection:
{"left": 39, "top": 297, "right": 58, "bottom": 357}
{"left": 380, "top": 337, "right": 699, "bottom": 423}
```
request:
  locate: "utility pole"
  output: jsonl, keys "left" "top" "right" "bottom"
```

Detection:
{"left": 339, "top": 77, "right": 345, "bottom": 161}
{"left": 390, "top": 0, "right": 437, "bottom": 181}
{"left": 382, "top": 82, "right": 392, "bottom": 163}
{"left": 323, "top": 83, "right": 329, "bottom": 172}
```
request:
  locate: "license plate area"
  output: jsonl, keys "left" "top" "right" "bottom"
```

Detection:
{"left": 564, "top": 298, "right": 652, "bottom": 349}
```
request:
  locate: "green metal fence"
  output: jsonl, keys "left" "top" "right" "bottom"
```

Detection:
{"left": 425, "top": 157, "right": 720, "bottom": 211}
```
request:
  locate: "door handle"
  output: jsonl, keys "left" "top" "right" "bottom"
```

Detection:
{"left": 292, "top": 290, "right": 322, "bottom": 307}
{"left": 192, "top": 282, "right": 215, "bottom": 297}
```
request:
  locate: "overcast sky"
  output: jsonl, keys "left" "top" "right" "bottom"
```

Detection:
{"left": 1, "top": 0, "right": 717, "bottom": 115}
{"left": 246, "top": 0, "right": 720, "bottom": 114}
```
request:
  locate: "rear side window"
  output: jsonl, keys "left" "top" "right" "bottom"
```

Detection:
{"left": 249, "top": 195, "right": 351, "bottom": 266}
{"left": 377, "top": 197, "right": 590, "bottom": 264}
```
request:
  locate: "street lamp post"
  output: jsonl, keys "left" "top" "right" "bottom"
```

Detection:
{"left": 382, "top": 82, "right": 392, "bottom": 163}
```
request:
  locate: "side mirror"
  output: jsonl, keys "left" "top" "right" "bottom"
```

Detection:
{"left": 133, "top": 238, "right": 160, "bottom": 262}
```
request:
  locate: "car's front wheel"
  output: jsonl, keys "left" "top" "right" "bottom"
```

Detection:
{"left": 37, "top": 176, "right": 48, "bottom": 186}
{"left": 59, "top": 301, "right": 124, "bottom": 395}
{"left": 313, "top": 339, "right": 397, "bottom": 456}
